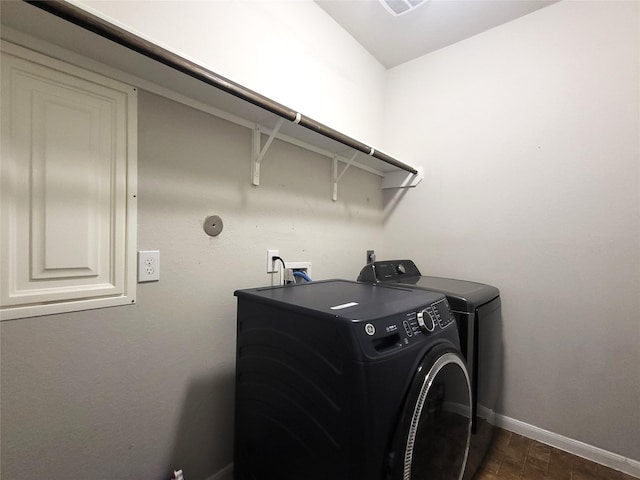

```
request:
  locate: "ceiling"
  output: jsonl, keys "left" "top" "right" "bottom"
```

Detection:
{"left": 314, "top": 0, "right": 558, "bottom": 68}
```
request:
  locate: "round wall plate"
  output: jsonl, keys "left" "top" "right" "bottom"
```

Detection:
{"left": 203, "top": 215, "right": 223, "bottom": 237}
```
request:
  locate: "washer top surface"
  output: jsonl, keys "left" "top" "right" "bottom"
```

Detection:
{"left": 235, "top": 279, "right": 446, "bottom": 322}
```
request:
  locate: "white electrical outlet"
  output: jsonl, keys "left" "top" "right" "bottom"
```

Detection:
{"left": 138, "top": 250, "right": 160, "bottom": 282}
{"left": 267, "top": 249, "right": 280, "bottom": 273}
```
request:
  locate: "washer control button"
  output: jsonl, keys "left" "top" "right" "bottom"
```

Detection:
{"left": 403, "top": 320, "right": 413, "bottom": 337}
{"left": 417, "top": 309, "right": 436, "bottom": 332}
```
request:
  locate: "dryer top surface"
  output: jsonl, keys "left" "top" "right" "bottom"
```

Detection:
{"left": 358, "top": 260, "right": 499, "bottom": 309}
{"left": 398, "top": 276, "right": 499, "bottom": 308}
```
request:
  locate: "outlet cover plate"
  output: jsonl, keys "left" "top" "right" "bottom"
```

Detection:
{"left": 267, "top": 249, "right": 280, "bottom": 273}
{"left": 138, "top": 250, "right": 160, "bottom": 282}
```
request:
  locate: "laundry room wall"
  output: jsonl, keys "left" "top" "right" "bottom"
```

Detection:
{"left": 0, "top": 88, "right": 385, "bottom": 479}
{"left": 0, "top": 1, "right": 391, "bottom": 478}
{"left": 3, "top": 1, "right": 639, "bottom": 479}
{"left": 70, "top": 0, "right": 387, "bottom": 148}
{"left": 382, "top": 0, "right": 640, "bottom": 466}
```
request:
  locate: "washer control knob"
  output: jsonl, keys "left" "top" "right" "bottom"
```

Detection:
{"left": 417, "top": 309, "right": 435, "bottom": 332}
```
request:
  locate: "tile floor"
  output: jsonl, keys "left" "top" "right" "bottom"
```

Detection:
{"left": 473, "top": 428, "right": 638, "bottom": 480}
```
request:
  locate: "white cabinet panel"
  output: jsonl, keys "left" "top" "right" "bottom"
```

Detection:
{"left": 1, "top": 42, "right": 137, "bottom": 320}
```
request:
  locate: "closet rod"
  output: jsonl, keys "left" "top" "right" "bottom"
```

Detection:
{"left": 27, "top": 0, "right": 418, "bottom": 176}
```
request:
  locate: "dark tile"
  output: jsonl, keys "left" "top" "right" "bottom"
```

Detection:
{"left": 573, "top": 456, "right": 600, "bottom": 471}
{"left": 523, "top": 462, "right": 549, "bottom": 480}
{"left": 503, "top": 436, "right": 530, "bottom": 467}
{"left": 475, "top": 471, "right": 501, "bottom": 480}
{"left": 485, "top": 445, "right": 505, "bottom": 461}
{"left": 525, "top": 457, "right": 549, "bottom": 474}
{"left": 526, "top": 442, "right": 551, "bottom": 473}
{"left": 498, "top": 458, "right": 525, "bottom": 480}
{"left": 508, "top": 433, "right": 532, "bottom": 451}
{"left": 472, "top": 429, "right": 639, "bottom": 480}
{"left": 572, "top": 457, "right": 599, "bottom": 480}
{"left": 546, "top": 464, "right": 572, "bottom": 480}
{"left": 546, "top": 459, "right": 572, "bottom": 480}
{"left": 573, "top": 469, "right": 599, "bottom": 480}
{"left": 503, "top": 448, "right": 527, "bottom": 467}
{"left": 548, "top": 448, "right": 574, "bottom": 472}
{"left": 596, "top": 464, "right": 623, "bottom": 480}
{"left": 528, "top": 441, "right": 551, "bottom": 460}
{"left": 480, "top": 451, "right": 502, "bottom": 475}
{"left": 493, "top": 429, "right": 512, "bottom": 452}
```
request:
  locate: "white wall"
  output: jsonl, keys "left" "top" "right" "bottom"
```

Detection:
{"left": 382, "top": 0, "right": 640, "bottom": 462}
{"left": 0, "top": 90, "right": 385, "bottom": 479}
{"left": 72, "top": 0, "right": 387, "bottom": 147}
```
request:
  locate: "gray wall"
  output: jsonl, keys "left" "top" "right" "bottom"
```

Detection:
{"left": 382, "top": 0, "right": 640, "bottom": 462}
{"left": 0, "top": 91, "right": 385, "bottom": 480}
{"left": 2, "top": 1, "right": 639, "bottom": 479}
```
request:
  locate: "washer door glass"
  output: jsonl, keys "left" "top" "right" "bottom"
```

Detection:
{"left": 396, "top": 351, "right": 472, "bottom": 480}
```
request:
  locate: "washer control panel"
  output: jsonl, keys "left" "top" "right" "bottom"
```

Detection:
{"left": 405, "top": 298, "right": 454, "bottom": 336}
{"left": 422, "top": 299, "right": 455, "bottom": 331}
{"left": 357, "top": 297, "right": 457, "bottom": 357}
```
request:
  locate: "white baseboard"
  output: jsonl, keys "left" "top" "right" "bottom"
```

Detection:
{"left": 204, "top": 463, "right": 233, "bottom": 480}
{"left": 495, "top": 413, "right": 640, "bottom": 478}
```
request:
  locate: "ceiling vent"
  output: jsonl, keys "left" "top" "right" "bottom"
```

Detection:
{"left": 379, "top": 0, "right": 427, "bottom": 16}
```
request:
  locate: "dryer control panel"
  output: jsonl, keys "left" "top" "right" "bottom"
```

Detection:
{"left": 357, "top": 259, "right": 422, "bottom": 283}
{"left": 356, "top": 297, "right": 458, "bottom": 359}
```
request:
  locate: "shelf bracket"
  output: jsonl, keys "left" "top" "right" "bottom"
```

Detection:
{"left": 252, "top": 117, "right": 285, "bottom": 186}
{"left": 332, "top": 151, "right": 359, "bottom": 201}
{"left": 381, "top": 166, "right": 424, "bottom": 190}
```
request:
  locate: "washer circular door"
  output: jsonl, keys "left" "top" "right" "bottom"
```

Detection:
{"left": 390, "top": 347, "right": 472, "bottom": 480}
